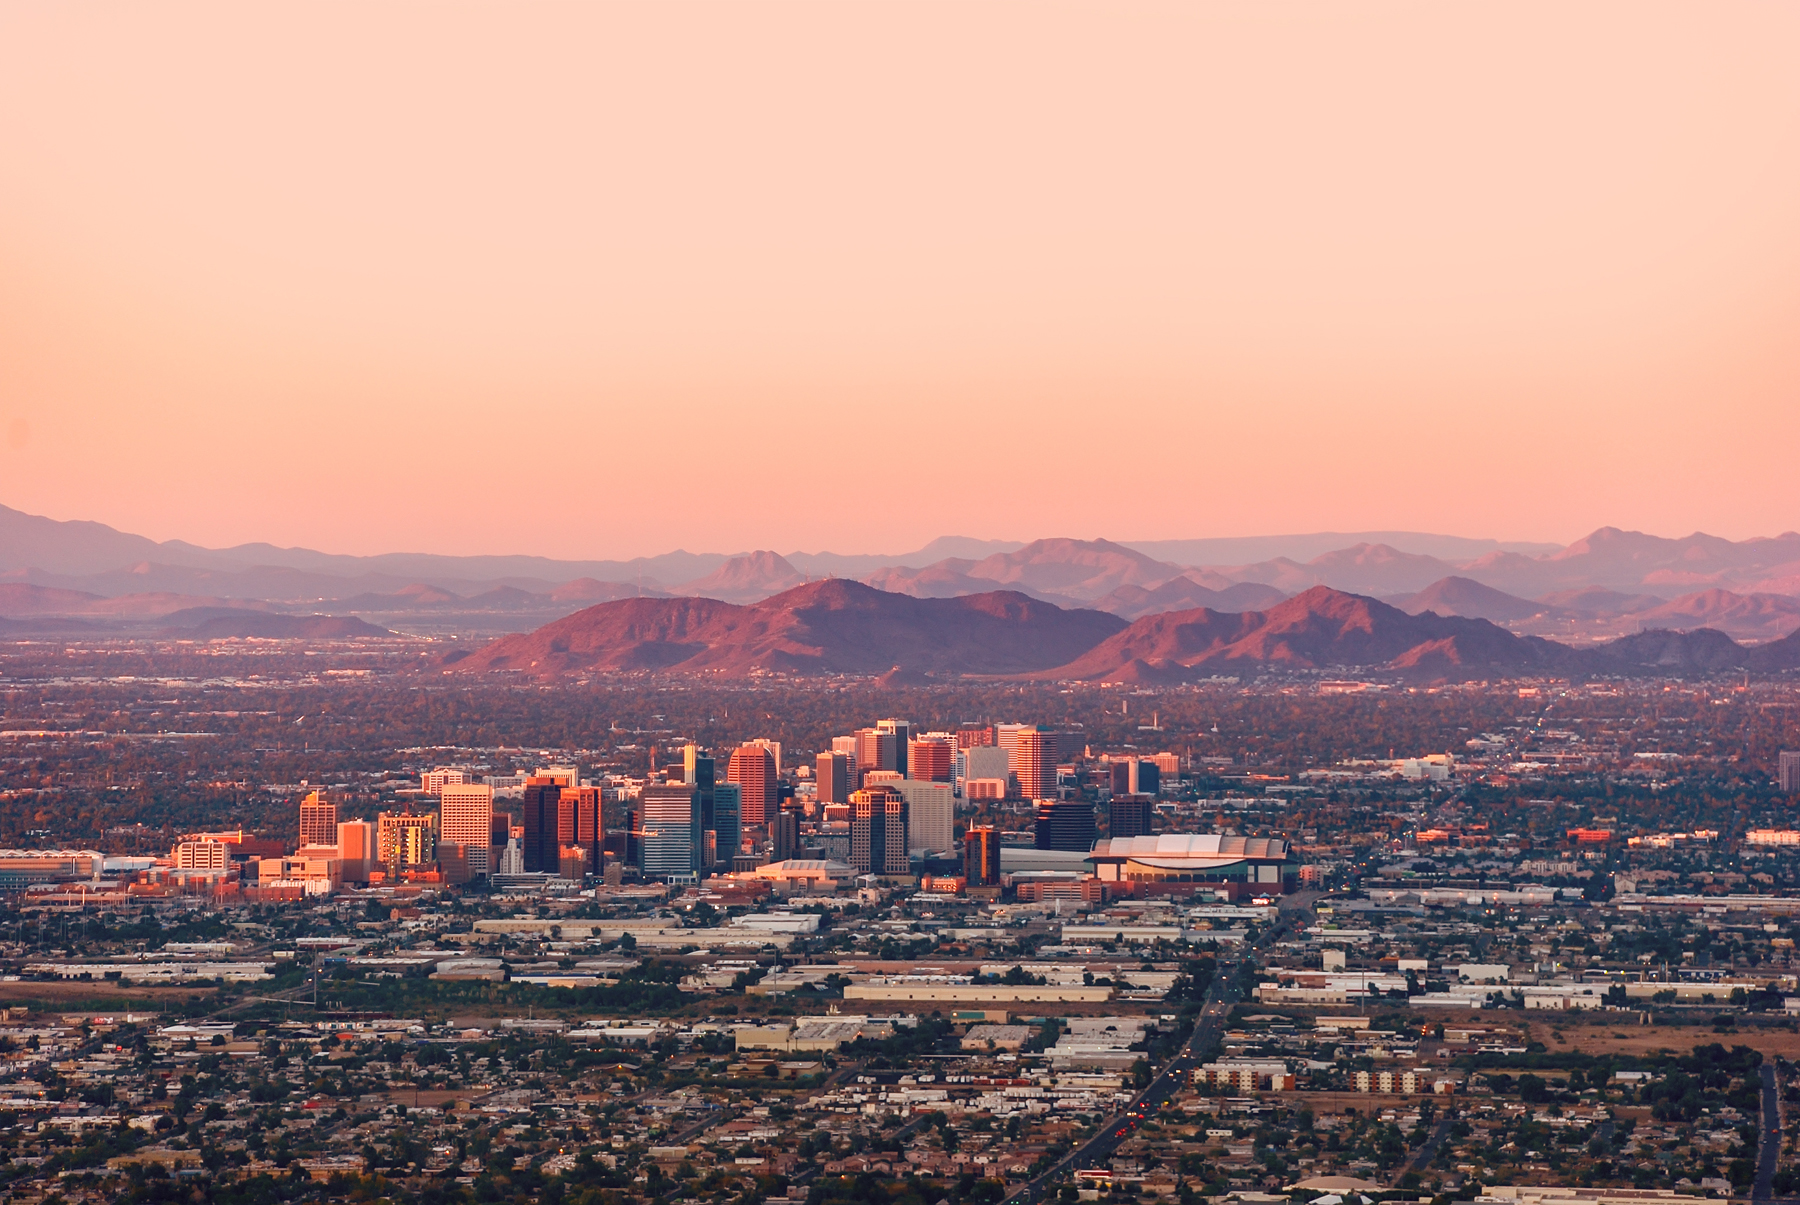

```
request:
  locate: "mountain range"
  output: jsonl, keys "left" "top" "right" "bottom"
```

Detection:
{"left": 445, "top": 580, "right": 1800, "bottom": 682}
{"left": 5, "top": 501, "right": 1800, "bottom": 644}
{"left": 445, "top": 579, "right": 1126, "bottom": 678}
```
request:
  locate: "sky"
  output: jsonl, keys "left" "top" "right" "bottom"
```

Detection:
{"left": 2, "top": 2, "right": 1799, "bottom": 560}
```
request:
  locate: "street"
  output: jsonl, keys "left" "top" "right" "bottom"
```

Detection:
{"left": 1757, "top": 1058, "right": 1780, "bottom": 1203}
{"left": 1001, "top": 921, "right": 1286, "bottom": 1205}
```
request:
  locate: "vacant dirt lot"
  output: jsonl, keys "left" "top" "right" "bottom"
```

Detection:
{"left": 1527, "top": 1015, "right": 1800, "bottom": 1059}
{"left": 0, "top": 980, "right": 209, "bottom": 1009}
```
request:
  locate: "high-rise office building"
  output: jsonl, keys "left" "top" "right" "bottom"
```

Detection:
{"left": 850, "top": 785, "right": 908, "bottom": 876}
{"left": 1782, "top": 751, "right": 1800, "bottom": 794}
{"left": 816, "top": 751, "right": 852, "bottom": 804}
{"left": 957, "top": 725, "right": 996, "bottom": 749}
{"left": 557, "top": 786, "right": 604, "bottom": 878}
{"left": 772, "top": 806, "right": 799, "bottom": 862}
{"left": 439, "top": 783, "right": 495, "bottom": 878}
{"left": 1129, "top": 759, "right": 1160, "bottom": 796}
{"left": 1004, "top": 726, "right": 1058, "bottom": 801}
{"left": 377, "top": 811, "right": 438, "bottom": 872}
{"left": 713, "top": 782, "right": 742, "bottom": 868}
{"left": 1103, "top": 761, "right": 1124, "bottom": 796}
{"left": 535, "top": 766, "right": 579, "bottom": 789}
{"left": 957, "top": 745, "right": 1010, "bottom": 797}
{"left": 419, "top": 768, "right": 469, "bottom": 795}
{"left": 1109, "top": 795, "right": 1155, "bottom": 840}
{"left": 854, "top": 728, "right": 899, "bottom": 784}
{"left": 963, "top": 825, "right": 1002, "bottom": 887}
{"left": 690, "top": 754, "right": 716, "bottom": 860}
{"left": 876, "top": 720, "right": 913, "bottom": 776}
{"left": 337, "top": 819, "right": 375, "bottom": 884}
{"left": 749, "top": 738, "right": 782, "bottom": 775}
{"left": 439, "top": 843, "right": 472, "bottom": 885}
{"left": 298, "top": 791, "right": 338, "bottom": 849}
{"left": 637, "top": 782, "right": 700, "bottom": 880}
{"left": 1034, "top": 799, "right": 1097, "bottom": 852}
{"left": 727, "top": 744, "right": 777, "bottom": 827}
{"left": 899, "top": 780, "right": 954, "bottom": 853}
{"left": 520, "top": 777, "right": 563, "bottom": 873}
{"left": 908, "top": 737, "right": 953, "bottom": 783}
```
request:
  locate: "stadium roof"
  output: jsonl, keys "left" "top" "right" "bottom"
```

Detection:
{"left": 1088, "top": 834, "right": 1288, "bottom": 867}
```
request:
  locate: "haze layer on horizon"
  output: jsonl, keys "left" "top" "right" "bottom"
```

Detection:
{"left": 2, "top": 2, "right": 1798, "bottom": 561}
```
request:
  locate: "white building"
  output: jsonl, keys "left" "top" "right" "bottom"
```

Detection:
{"left": 439, "top": 783, "right": 495, "bottom": 877}
{"left": 900, "top": 780, "right": 954, "bottom": 853}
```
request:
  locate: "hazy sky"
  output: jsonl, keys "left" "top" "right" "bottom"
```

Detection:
{"left": 3, "top": 2, "right": 1798, "bottom": 559}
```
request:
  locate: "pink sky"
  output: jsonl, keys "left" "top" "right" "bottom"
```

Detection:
{"left": 2, "top": 2, "right": 1798, "bottom": 560}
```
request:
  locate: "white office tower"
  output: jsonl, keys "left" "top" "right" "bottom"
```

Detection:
{"left": 498, "top": 837, "right": 524, "bottom": 876}
{"left": 439, "top": 783, "right": 495, "bottom": 877}
{"left": 958, "top": 745, "right": 1010, "bottom": 795}
{"left": 899, "top": 780, "right": 954, "bottom": 853}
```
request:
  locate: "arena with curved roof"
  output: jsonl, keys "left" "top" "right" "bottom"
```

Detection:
{"left": 1085, "top": 833, "right": 1294, "bottom": 892}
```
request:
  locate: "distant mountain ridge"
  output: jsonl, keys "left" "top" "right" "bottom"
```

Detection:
{"left": 7, "top": 501, "right": 1800, "bottom": 640}
{"left": 446, "top": 579, "right": 1127, "bottom": 678}
{"left": 446, "top": 580, "right": 1800, "bottom": 682}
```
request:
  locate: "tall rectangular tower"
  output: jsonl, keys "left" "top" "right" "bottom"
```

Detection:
{"left": 963, "top": 825, "right": 1001, "bottom": 887}
{"left": 1109, "top": 794, "right": 1154, "bottom": 840}
{"left": 520, "top": 777, "right": 562, "bottom": 873}
{"left": 297, "top": 791, "right": 338, "bottom": 849}
{"left": 1008, "top": 728, "right": 1058, "bottom": 800}
{"left": 1034, "top": 799, "right": 1097, "bottom": 852}
{"left": 851, "top": 785, "right": 908, "bottom": 876}
{"left": 816, "top": 751, "right": 851, "bottom": 804}
{"left": 336, "top": 819, "right": 375, "bottom": 884}
{"left": 727, "top": 744, "right": 777, "bottom": 828}
{"left": 899, "top": 781, "right": 953, "bottom": 853}
{"left": 440, "top": 783, "right": 495, "bottom": 878}
{"left": 637, "top": 782, "right": 699, "bottom": 880}
{"left": 712, "top": 782, "right": 742, "bottom": 869}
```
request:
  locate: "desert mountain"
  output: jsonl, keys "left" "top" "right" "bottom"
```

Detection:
{"left": 447, "top": 578, "right": 1127, "bottom": 678}
{"left": 0, "top": 582, "right": 278, "bottom": 618}
{"left": 675, "top": 551, "right": 808, "bottom": 604}
{"left": 1093, "top": 578, "right": 1288, "bottom": 621}
{"left": 1631, "top": 589, "right": 1800, "bottom": 644}
{"left": 1454, "top": 527, "right": 1800, "bottom": 598}
{"left": 866, "top": 538, "right": 1188, "bottom": 605}
{"left": 549, "top": 578, "right": 669, "bottom": 604}
{"left": 158, "top": 609, "right": 392, "bottom": 639}
{"left": 1130, "top": 532, "right": 1561, "bottom": 565}
{"left": 446, "top": 577, "right": 1800, "bottom": 681}
{"left": 1192, "top": 544, "right": 1462, "bottom": 596}
{"left": 1395, "top": 577, "right": 1560, "bottom": 624}
{"left": 1042, "top": 586, "right": 1572, "bottom": 681}
{"left": 11, "top": 499, "right": 1800, "bottom": 634}
{"left": 1536, "top": 586, "right": 1667, "bottom": 614}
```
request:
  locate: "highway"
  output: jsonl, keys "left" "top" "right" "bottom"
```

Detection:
{"left": 1001, "top": 921, "right": 1287, "bottom": 1205}
{"left": 1757, "top": 1058, "right": 1780, "bottom": 1203}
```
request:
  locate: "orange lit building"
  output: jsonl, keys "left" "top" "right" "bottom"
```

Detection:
{"left": 908, "top": 738, "right": 953, "bottom": 783}
{"left": 727, "top": 744, "right": 777, "bottom": 827}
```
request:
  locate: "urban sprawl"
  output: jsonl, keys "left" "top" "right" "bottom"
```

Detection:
{"left": 2, "top": 667, "right": 1800, "bottom": 1205}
